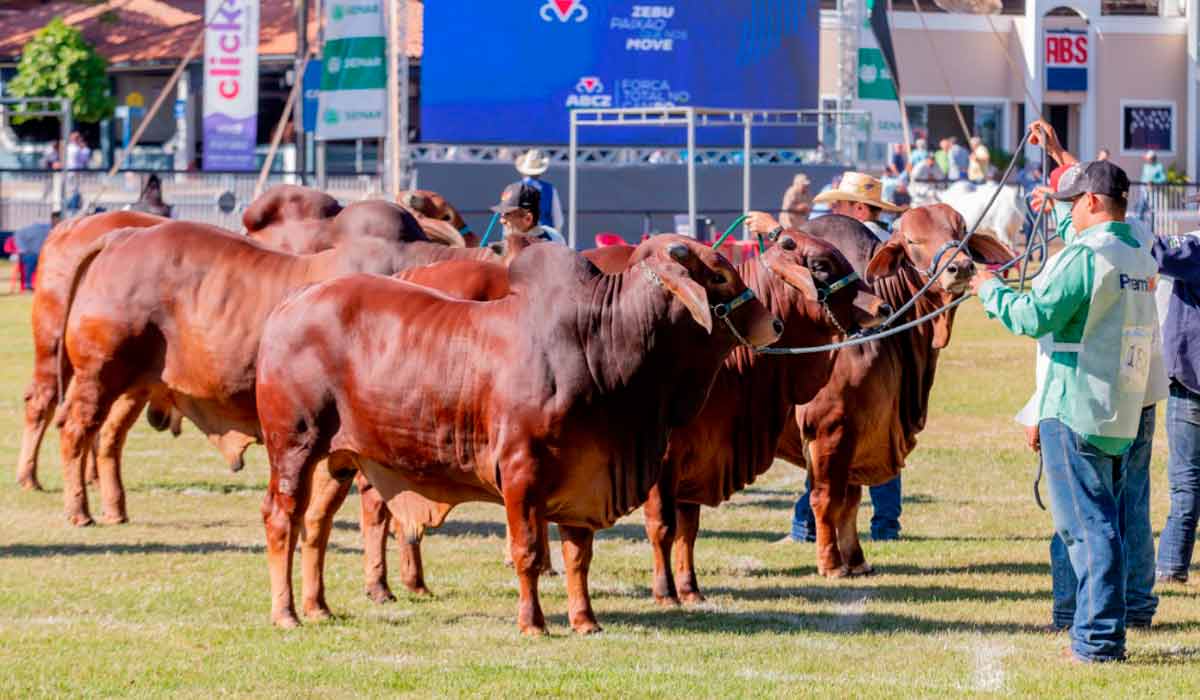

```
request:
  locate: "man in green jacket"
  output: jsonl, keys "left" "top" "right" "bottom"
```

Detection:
{"left": 969, "top": 146, "right": 1159, "bottom": 663}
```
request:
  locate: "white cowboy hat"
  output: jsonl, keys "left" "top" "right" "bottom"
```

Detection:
{"left": 813, "top": 172, "right": 907, "bottom": 212}
{"left": 515, "top": 149, "right": 550, "bottom": 177}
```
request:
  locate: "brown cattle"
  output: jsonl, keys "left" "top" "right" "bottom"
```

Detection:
{"left": 402, "top": 189, "right": 477, "bottom": 246}
{"left": 242, "top": 184, "right": 343, "bottom": 234}
{"left": 639, "top": 228, "right": 891, "bottom": 604}
{"left": 776, "top": 205, "right": 1013, "bottom": 577}
{"left": 253, "top": 237, "right": 783, "bottom": 633}
{"left": 15, "top": 211, "right": 166, "bottom": 492}
{"left": 54, "top": 201, "right": 494, "bottom": 526}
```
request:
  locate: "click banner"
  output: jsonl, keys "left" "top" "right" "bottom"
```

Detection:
{"left": 316, "top": 1, "right": 387, "bottom": 140}
{"left": 203, "top": 0, "right": 260, "bottom": 171}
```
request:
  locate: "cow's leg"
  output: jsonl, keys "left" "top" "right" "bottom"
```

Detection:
{"left": 300, "top": 458, "right": 353, "bottom": 621}
{"left": 357, "top": 473, "right": 397, "bottom": 604}
{"left": 838, "top": 484, "right": 872, "bottom": 576}
{"left": 504, "top": 520, "right": 557, "bottom": 575}
{"left": 642, "top": 482, "right": 679, "bottom": 606}
{"left": 810, "top": 466, "right": 849, "bottom": 578}
{"left": 673, "top": 502, "right": 705, "bottom": 604}
{"left": 503, "top": 484, "right": 547, "bottom": 636}
{"left": 58, "top": 374, "right": 122, "bottom": 527}
{"left": 395, "top": 530, "right": 432, "bottom": 596}
{"left": 16, "top": 350, "right": 63, "bottom": 491}
{"left": 94, "top": 392, "right": 147, "bottom": 524}
{"left": 559, "top": 524, "right": 601, "bottom": 634}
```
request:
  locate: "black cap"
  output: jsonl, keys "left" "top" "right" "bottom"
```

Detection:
{"left": 491, "top": 183, "right": 540, "bottom": 215}
{"left": 1051, "top": 161, "right": 1131, "bottom": 203}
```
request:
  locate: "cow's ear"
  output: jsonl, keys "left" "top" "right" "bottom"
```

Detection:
{"left": 865, "top": 238, "right": 908, "bottom": 283}
{"left": 650, "top": 257, "right": 713, "bottom": 334}
{"left": 967, "top": 232, "right": 1015, "bottom": 266}
{"left": 764, "top": 256, "right": 818, "bottom": 300}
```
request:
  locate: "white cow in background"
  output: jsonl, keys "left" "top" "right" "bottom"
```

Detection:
{"left": 937, "top": 181, "right": 1026, "bottom": 250}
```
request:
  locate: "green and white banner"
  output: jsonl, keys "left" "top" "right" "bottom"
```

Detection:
{"left": 316, "top": 1, "right": 387, "bottom": 140}
{"left": 855, "top": 16, "right": 904, "bottom": 146}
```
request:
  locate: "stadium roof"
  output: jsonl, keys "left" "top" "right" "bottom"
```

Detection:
{"left": 0, "top": 0, "right": 423, "bottom": 67}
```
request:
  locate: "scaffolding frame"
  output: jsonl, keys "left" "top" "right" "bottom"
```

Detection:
{"left": 567, "top": 106, "right": 870, "bottom": 248}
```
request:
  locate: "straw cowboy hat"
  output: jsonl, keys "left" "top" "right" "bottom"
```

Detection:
{"left": 813, "top": 171, "right": 907, "bottom": 212}
{"left": 515, "top": 149, "right": 550, "bottom": 177}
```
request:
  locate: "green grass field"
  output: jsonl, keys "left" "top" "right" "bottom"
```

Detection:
{"left": 1, "top": 281, "right": 1199, "bottom": 698}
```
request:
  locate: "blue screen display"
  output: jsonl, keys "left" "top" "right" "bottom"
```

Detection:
{"left": 421, "top": 0, "right": 819, "bottom": 146}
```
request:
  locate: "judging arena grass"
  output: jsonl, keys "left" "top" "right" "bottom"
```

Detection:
{"left": 2, "top": 282, "right": 1200, "bottom": 698}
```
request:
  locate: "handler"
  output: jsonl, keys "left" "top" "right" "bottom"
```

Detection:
{"left": 491, "top": 183, "right": 565, "bottom": 244}
{"left": 783, "top": 171, "right": 907, "bottom": 542}
{"left": 969, "top": 127, "right": 1160, "bottom": 663}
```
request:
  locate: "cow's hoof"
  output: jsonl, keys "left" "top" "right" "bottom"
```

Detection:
{"left": 403, "top": 584, "right": 433, "bottom": 597}
{"left": 820, "top": 566, "right": 851, "bottom": 579}
{"left": 572, "top": 621, "right": 603, "bottom": 635}
{"left": 365, "top": 583, "right": 397, "bottom": 605}
{"left": 654, "top": 593, "right": 682, "bottom": 607}
{"left": 519, "top": 624, "right": 548, "bottom": 637}
{"left": 849, "top": 563, "right": 875, "bottom": 577}
{"left": 303, "top": 605, "right": 333, "bottom": 622}
{"left": 273, "top": 612, "right": 301, "bottom": 629}
{"left": 17, "top": 475, "right": 43, "bottom": 492}
{"left": 680, "top": 591, "right": 706, "bottom": 605}
{"left": 66, "top": 513, "right": 95, "bottom": 528}
{"left": 99, "top": 512, "right": 128, "bottom": 526}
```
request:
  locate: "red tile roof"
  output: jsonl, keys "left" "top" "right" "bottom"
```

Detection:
{"left": 0, "top": 0, "right": 423, "bottom": 66}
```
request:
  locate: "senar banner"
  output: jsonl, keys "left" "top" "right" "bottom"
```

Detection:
{"left": 202, "top": 0, "right": 260, "bottom": 171}
{"left": 316, "top": 1, "right": 387, "bottom": 141}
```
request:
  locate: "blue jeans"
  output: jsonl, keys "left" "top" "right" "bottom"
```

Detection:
{"left": 1156, "top": 382, "right": 1200, "bottom": 580}
{"left": 18, "top": 253, "right": 37, "bottom": 290}
{"left": 791, "top": 474, "right": 902, "bottom": 541}
{"left": 1040, "top": 418, "right": 1127, "bottom": 662}
{"left": 1052, "top": 405, "right": 1157, "bottom": 629}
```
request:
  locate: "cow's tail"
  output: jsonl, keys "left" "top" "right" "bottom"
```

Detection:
{"left": 55, "top": 231, "right": 123, "bottom": 416}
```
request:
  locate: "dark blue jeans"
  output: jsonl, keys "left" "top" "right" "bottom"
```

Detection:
{"left": 19, "top": 253, "right": 37, "bottom": 291}
{"left": 1040, "top": 418, "right": 1127, "bottom": 662}
{"left": 1156, "top": 382, "right": 1200, "bottom": 581}
{"left": 791, "top": 474, "right": 902, "bottom": 541}
{"left": 1052, "top": 405, "right": 1157, "bottom": 629}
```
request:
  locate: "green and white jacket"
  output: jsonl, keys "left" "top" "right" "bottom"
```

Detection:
{"left": 980, "top": 208, "right": 1163, "bottom": 455}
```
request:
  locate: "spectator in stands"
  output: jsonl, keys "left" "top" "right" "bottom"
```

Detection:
{"left": 492, "top": 183, "right": 565, "bottom": 244}
{"left": 909, "top": 138, "right": 930, "bottom": 169}
{"left": 935, "top": 138, "right": 952, "bottom": 176}
{"left": 888, "top": 143, "right": 908, "bottom": 177}
{"left": 968, "top": 136, "right": 991, "bottom": 184}
{"left": 1141, "top": 151, "right": 1167, "bottom": 184}
{"left": 128, "top": 174, "right": 173, "bottom": 218}
{"left": 510, "top": 149, "right": 564, "bottom": 231}
{"left": 13, "top": 211, "right": 60, "bottom": 291}
{"left": 66, "top": 131, "right": 91, "bottom": 171}
{"left": 949, "top": 136, "right": 971, "bottom": 181}
{"left": 40, "top": 140, "right": 61, "bottom": 171}
{"left": 778, "top": 174, "right": 813, "bottom": 228}
{"left": 1097, "top": 148, "right": 1111, "bottom": 162}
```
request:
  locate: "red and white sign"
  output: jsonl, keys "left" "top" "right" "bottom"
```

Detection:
{"left": 1045, "top": 29, "right": 1087, "bottom": 91}
{"left": 1045, "top": 30, "right": 1088, "bottom": 66}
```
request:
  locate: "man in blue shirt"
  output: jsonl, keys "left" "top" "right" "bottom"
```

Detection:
{"left": 1150, "top": 196, "right": 1200, "bottom": 583}
{"left": 510, "top": 149, "right": 564, "bottom": 231}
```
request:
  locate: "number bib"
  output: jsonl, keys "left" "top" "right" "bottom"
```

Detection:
{"left": 1119, "top": 325, "right": 1153, "bottom": 395}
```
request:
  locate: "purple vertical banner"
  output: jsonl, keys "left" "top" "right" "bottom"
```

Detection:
{"left": 203, "top": 0, "right": 260, "bottom": 171}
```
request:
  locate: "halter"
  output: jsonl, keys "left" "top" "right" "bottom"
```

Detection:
{"left": 641, "top": 263, "right": 761, "bottom": 348}
{"left": 763, "top": 224, "right": 859, "bottom": 335}
{"left": 925, "top": 239, "right": 964, "bottom": 279}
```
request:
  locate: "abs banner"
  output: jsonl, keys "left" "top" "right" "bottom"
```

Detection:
{"left": 316, "top": 1, "right": 387, "bottom": 141}
{"left": 1045, "top": 28, "right": 1087, "bottom": 92}
{"left": 202, "top": 0, "right": 260, "bottom": 171}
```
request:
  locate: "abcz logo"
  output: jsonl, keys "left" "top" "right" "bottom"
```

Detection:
{"left": 566, "top": 76, "right": 610, "bottom": 107}
{"left": 540, "top": 0, "right": 588, "bottom": 22}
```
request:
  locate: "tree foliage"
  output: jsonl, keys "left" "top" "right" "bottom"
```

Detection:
{"left": 8, "top": 17, "right": 114, "bottom": 123}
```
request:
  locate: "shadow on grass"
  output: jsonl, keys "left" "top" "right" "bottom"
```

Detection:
{"left": 0, "top": 540, "right": 365, "bottom": 558}
{"left": 331, "top": 518, "right": 784, "bottom": 544}
{"left": 703, "top": 582, "right": 1046, "bottom": 603}
{"left": 128, "top": 481, "right": 264, "bottom": 495}
{"left": 595, "top": 607, "right": 1046, "bottom": 635}
{"left": 753, "top": 561, "right": 1049, "bottom": 577}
